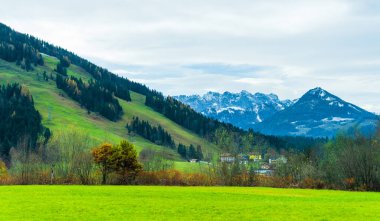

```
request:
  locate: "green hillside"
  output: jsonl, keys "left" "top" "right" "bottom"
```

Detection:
{"left": 0, "top": 55, "right": 218, "bottom": 168}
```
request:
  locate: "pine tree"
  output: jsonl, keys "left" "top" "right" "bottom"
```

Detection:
{"left": 188, "top": 145, "right": 196, "bottom": 159}
{"left": 196, "top": 145, "right": 203, "bottom": 160}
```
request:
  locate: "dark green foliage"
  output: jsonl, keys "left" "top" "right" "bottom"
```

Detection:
{"left": 127, "top": 117, "right": 175, "bottom": 148}
{"left": 196, "top": 145, "right": 203, "bottom": 160}
{"left": 188, "top": 145, "right": 196, "bottom": 159}
{"left": 177, "top": 144, "right": 187, "bottom": 159}
{"left": 59, "top": 56, "right": 70, "bottom": 67}
{"left": 265, "top": 135, "right": 328, "bottom": 152}
{"left": 43, "top": 128, "right": 51, "bottom": 144}
{"left": 0, "top": 26, "right": 44, "bottom": 71}
{"left": 177, "top": 143, "right": 203, "bottom": 160}
{"left": 55, "top": 56, "right": 70, "bottom": 76}
{"left": 55, "top": 62, "right": 67, "bottom": 76}
{"left": 0, "top": 83, "right": 44, "bottom": 158}
{"left": 41, "top": 71, "right": 49, "bottom": 81}
{"left": 56, "top": 75, "right": 123, "bottom": 121}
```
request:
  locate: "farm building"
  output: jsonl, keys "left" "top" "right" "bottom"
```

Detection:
{"left": 248, "top": 152, "right": 262, "bottom": 161}
{"left": 220, "top": 153, "right": 235, "bottom": 163}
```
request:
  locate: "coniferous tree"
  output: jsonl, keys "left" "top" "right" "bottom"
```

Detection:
{"left": 188, "top": 144, "right": 196, "bottom": 159}
{"left": 177, "top": 144, "right": 187, "bottom": 159}
{"left": 126, "top": 117, "right": 175, "bottom": 148}
{"left": 56, "top": 75, "right": 123, "bottom": 121}
{"left": 196, "top": 145, "right": 203, "bottom": 160}
{"left": 56, "top": 62, "right": 67, "bottom": 76}
{"left": 0, "top": 83, "right": 46, "bottom": 159}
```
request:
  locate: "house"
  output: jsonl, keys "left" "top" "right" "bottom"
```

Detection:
{"left": 248, "top": 152, "right": 262, "bottom": 162}
{"left": 220, "top": 153, "right": 235, "bottom": 163}
{"left": 269, "top": 156, "right": 287, "bottom": 164}
{"left": 189, "top": 159, "right": 198, "bottom": 163}
{"left": 255, "top": 169, "right": 273, "bottom": 176}
{"left": 238, "top": 154, "right": 249, "bottom": 165}
{"left": 260, "top": 163, "right": 270, "bottom": 170}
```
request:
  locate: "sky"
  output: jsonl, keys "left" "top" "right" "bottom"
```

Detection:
{"left": 1, "top": 0, "right": 380, "bottom": 113}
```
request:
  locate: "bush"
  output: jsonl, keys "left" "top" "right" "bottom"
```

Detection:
{"left": 135, "top": 170, "right": 215, "bottom": 186}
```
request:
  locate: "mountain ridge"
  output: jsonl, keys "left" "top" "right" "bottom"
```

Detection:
{"left": 175, "top": 87, "right": 379, "bottom": 137}
{"left": 175, "top": 90, "right": 293, "bottom": 129}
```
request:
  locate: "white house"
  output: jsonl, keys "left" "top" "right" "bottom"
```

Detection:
{"left": 220, "top": 153, "right": 235, "bottom": 163}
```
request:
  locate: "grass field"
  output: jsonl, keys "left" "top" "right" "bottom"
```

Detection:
{"left": 0, "top": 186, "right": 379, "bottom": 221}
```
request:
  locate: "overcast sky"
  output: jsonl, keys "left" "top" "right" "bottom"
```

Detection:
{"left": 1, "top": 0, "right": 380, "bottom": 113}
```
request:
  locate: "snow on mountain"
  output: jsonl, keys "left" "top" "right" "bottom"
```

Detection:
{"left": 174, "top": 90, "right": 293, "bottom": 129}
{"left": 254, "top": 87, "right": 378, "bottom": 137}
{"left": 175, "top": 87, "right": 379, "bottom": 138}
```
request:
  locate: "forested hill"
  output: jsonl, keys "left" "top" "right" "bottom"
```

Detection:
{"left": 0, "top": 22, "right": 325, "bottom": 164}
{"left": 0, "top": 23, "right": 244, "bottom": 140}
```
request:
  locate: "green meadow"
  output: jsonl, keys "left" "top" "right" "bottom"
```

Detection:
{"left": 0, "top": 56, "right": 219, "bottom": 170}
{"left": 0, "top": 186, "right": 379, "bottom": 221}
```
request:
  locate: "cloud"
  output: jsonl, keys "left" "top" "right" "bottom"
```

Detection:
{"left": 234, "top": 78, "right": 283, "bottom": 85}
{"left": 0, "top": 0, "right": 380, "bottom": 112}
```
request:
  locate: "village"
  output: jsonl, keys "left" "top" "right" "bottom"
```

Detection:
{"left": 188, "top": 152, "right": 287, "bottom": 176}
{"left": 220, "top": 152, "right": 287, "bottom": 175}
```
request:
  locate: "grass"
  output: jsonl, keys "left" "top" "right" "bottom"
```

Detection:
{"left": 0, "top": 186, "right": 379, "bottom": 221}
{"left": 0, "top": 57, "right": 218, "bottom": 170}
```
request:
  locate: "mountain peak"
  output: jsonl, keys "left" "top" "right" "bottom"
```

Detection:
{"left": 240, "top": 90, "right": 250, "bottom": 95}
{"left": 307, "top": 87, "right": 328, "bottom": 97}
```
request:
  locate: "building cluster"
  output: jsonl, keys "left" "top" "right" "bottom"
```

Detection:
{"left": 220, "top": 152, "right": 263, "bottom": 164}
{"left": 219, "top": 152, "right": 287, "bottom": 175}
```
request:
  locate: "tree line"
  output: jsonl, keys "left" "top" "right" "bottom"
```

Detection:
{"left": 272, "top": 127, "right": 380, "bottom": 191}
{"left": 126, "top": 117, "right": 175, "bottom": 148}
{"left": 55, "top": 56, "right": 70, "bottom": 76}
{"left": 56, "top": 74, "right": 123, "bottom": 121}
{"left": 0, "top": 83, "right": 50, "bottom": 161}
{"left": 1, "top": 124, "right": 379, "bottom": 190}
{"left": 126, "top": 117, "right": 204, "bottom": 160}
{"left": 0, "top": 24, "right": 45, "bottom": 71}
{"left": 177, "top": 143, "right": 203, "bottom": 160}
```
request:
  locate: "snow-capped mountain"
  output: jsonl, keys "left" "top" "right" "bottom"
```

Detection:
{"left": 174, "top": 90, "right": 293, "bottom": 129}
{"left": 255, "top": 87, "right": 378, "bottom": 137}
{"left": 175, "top": 87, "right": 379, "bottom": 137}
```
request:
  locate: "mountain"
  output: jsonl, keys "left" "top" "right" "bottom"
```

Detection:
{"left": 256, "top": 87, "right": 378, "bottom": 137}
{"left": 176, "top": 88, "right": 379, "bottom": 137}
{"left": 174, "top": 91, "right": 293, "bottom": 129}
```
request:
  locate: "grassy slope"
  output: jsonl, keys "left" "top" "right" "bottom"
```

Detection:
{"left": 0, "top": 56, "right": 218, "bottom": 166}
{"left": 0, "top": 186, "right": 379, "bottom": 221}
